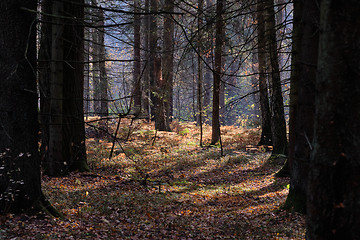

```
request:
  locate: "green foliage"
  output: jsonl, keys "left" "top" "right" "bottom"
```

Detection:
{"left": 178, "top": 128, "right": 190, "bottom": 136}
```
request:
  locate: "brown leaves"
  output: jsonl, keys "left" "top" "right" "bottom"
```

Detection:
{"left": 1, "top": 121, "right": 305, "bottom": 239}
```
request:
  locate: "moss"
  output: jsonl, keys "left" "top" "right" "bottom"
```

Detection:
{"left": 30, "top": 194, "right": 64, "bottom": 219}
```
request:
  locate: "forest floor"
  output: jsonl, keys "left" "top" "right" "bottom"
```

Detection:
{"left": 1, "top": 118, "right": 305, "bottom": 239}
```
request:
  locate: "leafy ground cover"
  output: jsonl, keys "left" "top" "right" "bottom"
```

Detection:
{"left": 1, "top": 119, "right": 305, "bottom": 239}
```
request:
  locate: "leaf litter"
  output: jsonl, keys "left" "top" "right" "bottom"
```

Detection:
{"left": 1, "top": 120, "right": 305, "bottom": 239}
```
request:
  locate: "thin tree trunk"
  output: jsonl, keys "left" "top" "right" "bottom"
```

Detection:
{"left": 203, "top": 0, "right": 214, "bottom": 124}
{"left": 257, "top": 0, "right": 272, "bottom": 146}
{"left": 143, "top": 0, "right": 151, "bottom": 120}
{"left": 197, "top": 0, "right": 204, "bottom": 146}
{"left": 92, "top": 0, "right": 101, "bottom": 115}
{"left": 265, "top": 0, "right": 288, "bottom": 155}
{"left": 149, "top": 0, "right": 159, "bottom": 123}
{"left": 98, "top": 8, "right": 108, "bottom": 117}
{"left": 133, "top": 0, "right": 142, "bottom": 115}
{"left": 160, "top": 0, "right": 174, "bottom": 131}
{"left": 211, "top": 0, "right": 225, "bottom": 145}
{"left": 84, "top": 21, "right": 90, "bottom": 118}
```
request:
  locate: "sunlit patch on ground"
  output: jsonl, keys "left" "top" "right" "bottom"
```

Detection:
{"left": 1, "top": 121, "right": 305, "bottom": 239}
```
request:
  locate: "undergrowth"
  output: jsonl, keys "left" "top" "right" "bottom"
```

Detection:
{"left": 1, "top": 119, "right": 305, "bottom": 239}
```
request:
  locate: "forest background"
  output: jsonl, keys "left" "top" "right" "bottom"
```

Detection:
{"left": 0, "top": 0, "right": 359, "bottom": 239}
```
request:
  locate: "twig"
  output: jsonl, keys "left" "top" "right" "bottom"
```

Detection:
{"left": 152, "top": 129, "right": 158, "bottom": 146}
{"left": 219, "top": 130, "right": 224, "bottom": 157}
{"left": 109, "top": 116, "right": 122, "bottom": 160}
{"left": 125, "top": 117, "right": 135, "bottom": 141}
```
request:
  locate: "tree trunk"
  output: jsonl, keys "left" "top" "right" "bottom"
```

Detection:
{"left": 307, "top": 1, "right": 360, "bottom": 238}
{"left": 149, "top": 0, "right": 162, "bottom": 130}
{"left": 92, "top": 0, "right": 101, "bottom": 115}
{"left": 149, "top": 0, "right": 158, "bottom": 122}
{"left": 63, "top": 0, "right": 89, "bottom": 172}
{"left": 265, "top": 0, "right": 288, "bottom": 155}
{"left": 197, "top": 0, "right": 204, "bottom": 145}
{"left": 45, "top": 0, "right": 89, "bottom": 176}
{"left": 47, "top": 0, "right": 66, "bottom": 176}
{"left": 143, "top": 0, "right": 151, "bottom": 120}
{"left": 98, "top": 8, "right": 108, "bottom": 117}
{"left": 133, "top": 0, "right": 142, "bottom": 115}
{"left": 0, "top": 0, "right": 42, "bottom": 212}
{"left": 257, "top": 0, "right": 272, "bottom": 146}
{"left": 84, "top": 5, "right": 90, "bottom": 119}
{"left": 283, "top": 0, "right": 319, "bottom": 213}
{"left": 39, "top": 0, "right": 52, "bottom": 166}
{"left": 211, "top": 0, "right": 225, "bottom": 145}
{"left": 161, "top": 0, "right": 175, "bottom": 131}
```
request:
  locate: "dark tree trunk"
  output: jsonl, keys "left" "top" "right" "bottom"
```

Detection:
{"left": 203, "top": 55, "right": 212, "bottom": 124}
{"left": 133, "top": 0, "right": 142, "bottom": 114}
{"left": 211, "top": 0, "right": 224, "bottom": 145}
{"left": 265, "top": 0, "right": 288, "bottom": 155}
{"left": 154, "top": 54, "right": 166, "bottom": 130}
{"left": 149, "top": 0, "right": 158, "bottom": 123}
{"left": 91, "top": 0, "right": 101, "bottom": 115}
{"left": 203, "top": 0, "right": 214, "bottom": 124}
{"left": 84, "top": 4, "right": 90, "bottom": 118}
{"left": 98, "top": 8, "right": 108, "bottom": 117}
{"left": 45, "top": 0, "right": 89, "bottom": 176}
{"left": 307, "top": 1, "right": 360, "bottom": 238}
{"left": 0, "top": 0, "right": 42, "bottom": 211}
{"left": 63, "top": 0, "right": 89, "bottom": 172}
{"left": 257, "top": 0, "right": 272, "bottom": 146}
{"left": 283, "top": 0, "right": 319, "bottom": 213}
{"left": 197, "top": 0, "right": 204, "bottom": 145}
{"left": 219, "top": 76, "right": 225, "bottom": 124}
{"left": 143, "top": 0, "right": 151, "bottom": 120}
{"left": 160, "top": 0, "right": 174, "bottom": 131}
{"left": 39, "top": 0, "right": 52, "bottom": 166}
{"left": 47, "top": 0, "right": 66, "bottom": 175}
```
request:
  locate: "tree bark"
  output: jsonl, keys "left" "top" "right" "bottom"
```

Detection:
{"left": 149, "top": 0, "right": 158, "bottom": 123}
{"left": 98, "top": 8, "right": 108, "bottom": 117}
{"left": 265, "top": 0, "right": 288, "bottom": 155}
{"left": 283, "top": 0, "right": 319, "bottom": 213}
{"left": 143, "top": 0, "right": 151, "bottom": 120}
{"left": 197, "top": 0, "right": 204, "bottom": 145}
{"left": 39, "top": 0, "right": 52, "bottom": 167}
{"left": 211, "top": 0, "right": 225, "bottom": 145}
{"left": 84, "top": 3, "right": 90, "bottom": 118}
{"left": 92, "top": 0, "right": 101, "bottom": 115}
{"left": 0, "top": 0, "right": 42, "bottom": 211}
{"left": 133, "top": 0, "right": 142, "bottom": 114}
{"left": 160, "top": 0, "right": 175, "bottom": 131}
{"left": 48, "top": 0, "right": 66, "bottom": 175}
{"left": 63, "top": 0, "right": 89, "bottom": 172}
{"left": 257, "top": 0, "right": 272, "bottom": 146}
{"left": 307, "top": 1, "right": 360, "bottom": 238}
{"left": 45, "top": 0, "right": 89, "bottom": 176}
